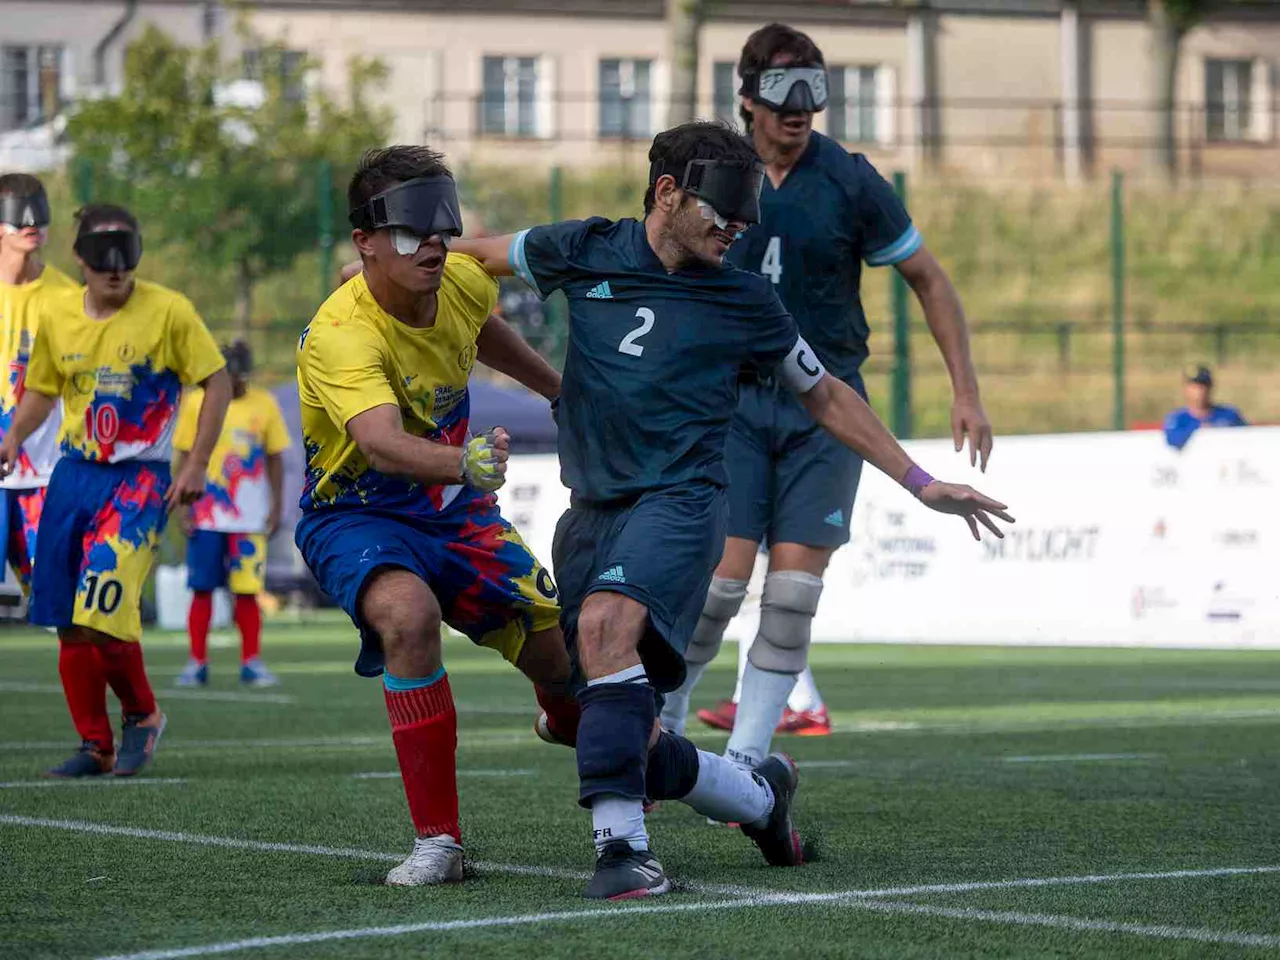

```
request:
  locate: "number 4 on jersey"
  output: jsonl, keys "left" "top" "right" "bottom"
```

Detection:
{"left": 761, "top": 236, "right": 782, "bottom": 285}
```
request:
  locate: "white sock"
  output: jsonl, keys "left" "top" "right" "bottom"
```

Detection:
{"left": 680, "top": 749, "right": 774, "bottom": 827}
{"left": 591, "top": 794, "right": 649, "bottom": 853}
{"left": 588, "top": 663, "right": 648, "bottom": 686}
{"left": 787, "top": 666, "right": 823, "bottom": 713}
{"left": 725, "top": 663, "right": 795, "bottom": 769}
{"left": 658, "top": 661, "right": 708, "bottom": 735}
{"left": 731, "top": 635, "right": 750, "bottom": 703}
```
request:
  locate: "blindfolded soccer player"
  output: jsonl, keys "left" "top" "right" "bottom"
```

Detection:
{"left": 0, "top": 204, "right": 232, "bottom": 778}
{"left": 454, "top": 120, "right": 1013, "bottom": 900}
{"left": 661, "top": 24, "right": 992, "bottom": 769}
{"left": 174, "top": 339, "right": 290, "bottom": 688}
{"left": 0, "top": 174, "right": 78, "bottom": 596}
{"left": 295, "top": 146, "right": 577, "bottom": 886}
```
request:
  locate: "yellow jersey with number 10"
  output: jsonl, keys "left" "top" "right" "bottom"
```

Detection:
{"left": 27, "top": 279, "right": 225, "bottom": 463}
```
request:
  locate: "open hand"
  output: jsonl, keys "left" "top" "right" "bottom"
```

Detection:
{"left": 952, "top": 395, "right": 993, "bottom": 472}
{"left": 919, "top": 481, "right": 1014, "bottom": 541}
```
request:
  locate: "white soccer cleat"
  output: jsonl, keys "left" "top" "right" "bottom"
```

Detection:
{"left": 385, "top": 835, "right": 464, "bottom": 886}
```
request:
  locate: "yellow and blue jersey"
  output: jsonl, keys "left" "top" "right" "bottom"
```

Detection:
{"left": 175, "top": 385, "right": 290, "bottom": 533}
{"left": 296, "top": 253, "right": 497, "bottom": 517}
{"left": 0, "top": 263, "right": 78, "bottom": 487}
{"left": 26, "top": 279, "right": 225, "bottom": 464}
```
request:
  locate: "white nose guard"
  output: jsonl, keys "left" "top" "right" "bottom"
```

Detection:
{"left": 391, "top": 227, "right": 451, "bottom": 256}
{"left": 696, "top": 200, "right": 744, "bottom": 239}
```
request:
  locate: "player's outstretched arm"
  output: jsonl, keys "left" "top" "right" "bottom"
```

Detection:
{"left": 347, "top": 404, "right": 510, "bottom": 492}
{"left": 476, "top": 314, "right": 560, "bottom": 401}
{"left": 897, "top": 247, "right": 993, "bottom": 471}
{"left": 0, "top": 388, "right": 56, "bottom": 478}
{"left": 799, "top": 372, "right": 1014, "bottom": 541}
{"left": 452, "top": 236, "right": 520, "bottom": 278}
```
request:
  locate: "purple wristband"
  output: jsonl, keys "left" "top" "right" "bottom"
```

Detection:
{"left": 902, "top": 465, "right": 934, "bottom": 498}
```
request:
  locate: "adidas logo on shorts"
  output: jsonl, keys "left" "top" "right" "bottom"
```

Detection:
{"left": 597, "top": 565, "right": 626, "bottom": 584}
{"left": 585, "top": 281, "right": 613, "bottom": 299}
{"left": 824, "top": 510, "right": 844, "bottom": 527}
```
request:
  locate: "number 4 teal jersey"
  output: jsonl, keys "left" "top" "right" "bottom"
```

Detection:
{"left": 512, "top": 217, "right": 816, "bottom": 504}
{"left": 727, "top": 133, "right": 921, "bottom": 381}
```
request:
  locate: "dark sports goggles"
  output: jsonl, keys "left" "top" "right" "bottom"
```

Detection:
{"left": 74, "top": 230, "right": 142, "bottom": 272}
{"left": 648, "top": 158, "right": 765, "bottom": 226}
{"left": 743, "top": 67, "right": 829, "bottom": 114}
{"left": 349, "top": 176, "right": 464, "bottom": 239}
{"left": 0, "top": 190, "right": 50, "bottom": 229}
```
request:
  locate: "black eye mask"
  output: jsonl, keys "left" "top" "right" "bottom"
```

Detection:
{"left": 75, "top": 230, "right": 142, "bottom": 272}
{"left": 0, "top": 191, "right": 50, "bottom": 229}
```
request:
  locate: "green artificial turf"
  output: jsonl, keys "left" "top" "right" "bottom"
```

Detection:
{"left": 2, "top": 617, "right": 1279, "bottom": 959}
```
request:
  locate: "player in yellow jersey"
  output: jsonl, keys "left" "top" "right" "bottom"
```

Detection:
{"left": 0, "top": 174, "right": 78, "bottom": 592}
{"left": 0, "top": 203, "right": 231, "bottom": 778}
{"left": 174, "top": 339, "right": 290, "bottom": 688}
{"left": 296, "top": 146, "right": 575, "bottom": 885}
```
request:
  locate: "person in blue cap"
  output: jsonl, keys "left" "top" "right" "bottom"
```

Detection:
{"left": 1163, "top": 365, "right": 1247, "bottom": 450}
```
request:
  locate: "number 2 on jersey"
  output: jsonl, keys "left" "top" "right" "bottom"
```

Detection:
{"left": 761, "top": 236, "right": 782, "bottom": 285}
{"left": 619, "top": 307, "right": 655, "bottom": 357}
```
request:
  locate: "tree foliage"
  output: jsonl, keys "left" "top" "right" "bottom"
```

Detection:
{"left": 64, "top": 25, "right": 392, "bottom": 326}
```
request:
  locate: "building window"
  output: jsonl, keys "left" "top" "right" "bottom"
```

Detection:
{"left": 829, "top": 65, "right": 880, "bottom": 144}
{"left": 481, "top": 55, "right": 551, "bottom": 138}
{"left": 713, "top": 61, "right": 741, "bottom": 129}
{"left": 599, "top": 59, "right": 652, "bottom": 139}
{"left": 1, "top": 45, "right": 64, "bottom": 130}
{"left": 1205, "top": 59, "right": 1253, "bottom": 141}
{"left": 242, "top": 47, "right": 306, "bottom": 104}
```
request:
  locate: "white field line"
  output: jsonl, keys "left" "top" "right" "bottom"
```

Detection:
{"left": 1002, "top": 753, "right": 1161, "bottom": 764}
{"left": 0, "top": 737, "right": 387, "bottom": 752}
{"left": 0, "top": 681, "right": 295, "bottom": 705}
{"left": 351, "top": 770, "right": 534, "bottom": 780}
{"left": 0, "top": 778, "right": 186, "bottom": 790}
{"left": 857, "top": 899, "right": 1280, "bottom": 950}
{"left": 91, "top": 892, "right": 1280, "bottom": 960}
{"left": 6, "top": 814, "right": 1280, "bottom": 904}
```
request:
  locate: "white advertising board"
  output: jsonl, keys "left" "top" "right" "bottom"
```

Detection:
{"left": 498, "top": 426, "right": 1280, "bottom": 649}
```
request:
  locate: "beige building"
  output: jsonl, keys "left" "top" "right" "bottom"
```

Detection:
{"left": 9, "top": 0, "right": 1280, "bottom": 179}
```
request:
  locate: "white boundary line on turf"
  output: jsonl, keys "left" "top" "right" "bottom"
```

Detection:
{"left": 0, "top": 778, "right": 186, "bottom": 790}
{"left": 0, "top": 681, "right": 295, "bottom": 705}
{"left": 92, "top": 892, "right": 1280, "bottom": 960}
{"left": 351, "top": 770, "right": 535, "bottom": 779}
{"left": 5, "top": 814, "right": 1280, "bottom": 902}
{"left": 1002, "top": 753, "right": 1160, "bottom": 763}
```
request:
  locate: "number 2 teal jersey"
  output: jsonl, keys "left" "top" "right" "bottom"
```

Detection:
{"left": 726, "top": 133, "right": 920, "bottom": 381}
{"left": 512, "top": 217, "right": 802, "bottom": 504}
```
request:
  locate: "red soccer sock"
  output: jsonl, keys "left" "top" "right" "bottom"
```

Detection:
{"left": 234, "top": 594, "right": 262, "bottom": 664}
{"left": 535, "top": 684, "right": 580, "bottom": 746}
{"left": 188, "top": 591, "right": 212, "bottom": 664}
{"left": 58, "top": 639, "right": 113, "bottom": 752}
{"left": 98, "top": 638, "right": 158, "bottom": 718}
{"left": 384, "top": 672, "right": 459, "bottom": 840}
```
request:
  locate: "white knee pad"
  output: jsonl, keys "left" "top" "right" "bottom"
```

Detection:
{"left": 685, "top": 577, "right": 748, "bottom": 666}
{"left": 747, "top": 571, "right": 823, "bottom": 674}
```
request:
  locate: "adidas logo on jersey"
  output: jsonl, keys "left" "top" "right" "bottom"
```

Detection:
{"left": 585, "top": 281, "right": 613, "bottom": 299}
{"left": 824, "top": 510, "right": 844, "bottom": 527}
{"left": 597, "top": 565, "right": 626, "bottom": 584}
